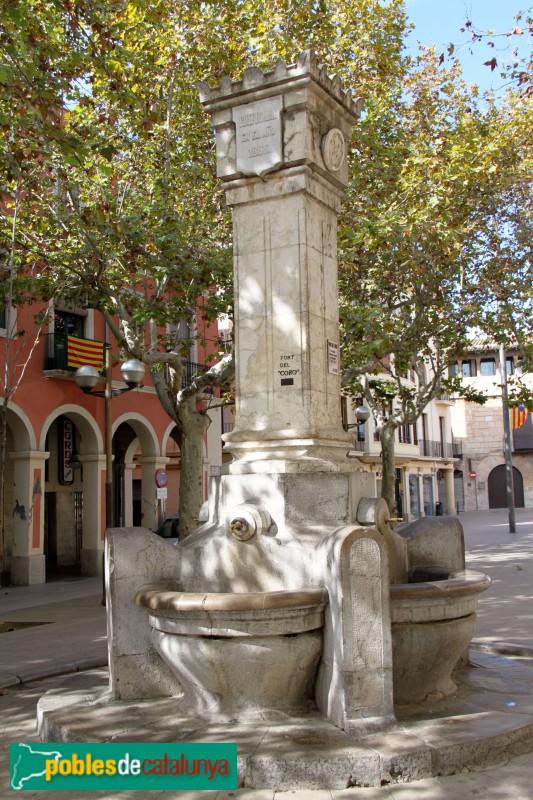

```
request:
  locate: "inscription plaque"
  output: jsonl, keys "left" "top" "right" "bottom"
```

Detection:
{"left": 327, "top": 339, "right": 339, "bottom": 375}
{"left": 233, "top": 97, "right": 283, "bottom": 177}
{"left": 277, "top": 352, "right": 302, "bottom": 388}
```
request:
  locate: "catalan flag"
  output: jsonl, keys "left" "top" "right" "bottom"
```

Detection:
{"left": 510, "top": 405, "right": 529, "bottom": 430}
{"left": 67, "top": 336, "right": 104, "bottom": 369}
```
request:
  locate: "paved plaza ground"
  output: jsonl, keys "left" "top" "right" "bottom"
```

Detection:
{"left": 1, "top": 508, "right": 532, "bottom": 798}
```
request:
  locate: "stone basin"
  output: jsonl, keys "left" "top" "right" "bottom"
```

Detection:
{"left": 134, "top": 582, "right": 328, "bottom": 717}
{"left": 390, "top": 569, "right": 491, "bottom": 705}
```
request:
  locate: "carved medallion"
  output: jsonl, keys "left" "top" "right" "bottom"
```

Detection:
{"left": 322, "top": 128, "right": 345, "bottom": 172}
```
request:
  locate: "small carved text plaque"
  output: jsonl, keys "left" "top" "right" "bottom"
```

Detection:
{"left": 233, "top": 97, "right": 283, "bottom": 176}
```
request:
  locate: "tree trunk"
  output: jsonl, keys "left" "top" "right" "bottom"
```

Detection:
{"left": 176, "top": 397, "right": 211, "bottom": 539}
{"left": 380, "top": 424, "right": 397, "bottom": 515}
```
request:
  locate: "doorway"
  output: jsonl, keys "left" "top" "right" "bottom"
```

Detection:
{"left": 488, "top": 465, "right": 524, "bottom": 509}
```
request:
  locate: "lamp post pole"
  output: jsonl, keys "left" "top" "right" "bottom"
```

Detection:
{"left": 499, "top": 343, "right": 516, "bottom": 534}
{"left": 104, "top": 345, "right": 114, "bottom": 529}
{"left": 74, "top": 353, "right": 145, "bottom": 596}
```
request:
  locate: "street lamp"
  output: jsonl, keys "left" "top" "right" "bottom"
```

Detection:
{"left": 346, "top": 405, "right": 371, "bottom": 450}
{"left": 347, "top": 405, "right": 371, "bottom": 431}
{"left": 355, "top": 405, "right": 371, "bottom": 425}
{"left": 74, "top": 347, "right": 145, "bottom": 528}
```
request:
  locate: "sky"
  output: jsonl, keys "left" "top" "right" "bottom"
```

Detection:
{"left": 405, "top": 0, "right": 531, "bottom": 93}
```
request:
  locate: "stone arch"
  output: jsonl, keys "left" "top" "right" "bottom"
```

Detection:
{"left": 162, "top": 421, "right": 180, "bottom": 457}
{"left": 112, "top": 412, "right": 159, "bottom": 457}
{"left": 112, "top": 412, "right": 162, "bottom": 530}
{"left": 38, "top": 405, "right": 104, "bottom": 579}
{"left": 2, "top": 403, "right": 40, "bottom": 583}
{"left": 39, "top": 404, "right": 102, "bottom": 454}
{"left": 476, "top": 453, "right": 504, "bottom": 485}
{"left": 161, "top": 420, "right": 209, "bottom": 459}
{"left": 4, "top": 401, "right": 36, "bottom": 451}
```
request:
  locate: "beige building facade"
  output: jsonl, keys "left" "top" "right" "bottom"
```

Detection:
{"left": 450, "top": 340, "right": 533, "bottom": 512}
{"left": 344, "top": 390, "right": 458, "bottom": 522}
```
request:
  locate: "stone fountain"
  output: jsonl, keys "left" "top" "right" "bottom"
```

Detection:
{"left": 38, "top": 53, "right": 533, "bottom": 791}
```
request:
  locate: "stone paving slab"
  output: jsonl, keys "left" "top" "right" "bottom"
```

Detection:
{"left": 2, "top": 668, "right": 533, "bottom": 800}
{"left": 34, "top": 651, "right": 533, "bottom": 792}
{"left": 0, "top": 590, "right": 107, "bottom": 688}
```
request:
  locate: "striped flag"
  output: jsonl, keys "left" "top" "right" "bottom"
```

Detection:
{"left": 67, "top": 336, "right": 104, "bottom": 369}
{"left": 510, "top": 405, "right": 529, "bottom": 430}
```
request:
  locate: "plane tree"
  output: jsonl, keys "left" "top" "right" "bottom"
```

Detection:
{"left": 339, "top": 47, "right": 533, "bottom": 512}
{"left": 0, "top": 0, "right": 412, "bottom": 537}
{"left": 6, "top": 0, "right": 529, "bottom": 529}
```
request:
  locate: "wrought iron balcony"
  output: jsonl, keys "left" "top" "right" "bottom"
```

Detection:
{"left": 44, "top": 335, "right": 213, "bottom": 395}
{"left": 44, "top": 333, "right": 105, "bottom": 373}
{"left": 419, "top": 439, "right": 454, "bottom": 459}
{"left": 452, "top": 438, "right": 463, "bottom": 458}
{"left": 164, "top": 361, "right": 214, "bottom": 394}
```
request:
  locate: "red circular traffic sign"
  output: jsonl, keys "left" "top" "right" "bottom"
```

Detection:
{"left": 155, "top": 468, "right": 168, "bottom": 488}
{"left": 470, "top": 471, "right": 477, "bottom": 479}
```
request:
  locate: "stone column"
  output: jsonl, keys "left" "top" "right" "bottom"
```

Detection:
{"left": 198, "top": 51, "right": 362, "bottom": 467}
{"left": 10, "top": 451, "right": 49, "bottom": 585}
{"left": 79, "top": 454, "right": 106, "bottom": 576}
{"left": 400, "top": 466, "right": 409, "bottom": 522}
{"left": 123, "top": 462, "right": 136, "bottom": 527}
{"left": 444, "top": 467, "right": 456, "bottom": 516}
{"left": 140, "top": 456, "right": 168, "bottom": 531}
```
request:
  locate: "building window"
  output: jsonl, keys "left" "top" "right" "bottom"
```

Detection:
{"left": 448, "top": 362, "right": 459, "bottom": 377}
{"left": 462, "top": 359, "right": 477, "bottom": 377}
{"left": 506, "top": 357, "right": 514, "bottom": 375}
{"left": 480, "top": 358, "right": 496, "bottom": 376}
{"left": 54, "top": 310, "right": 84, "bottom": 338}
{"left": 0, "top": 301, "right": 17, "bottom": 338}
{"left": 398, "top": 424, "right": 411, "bottom": 444}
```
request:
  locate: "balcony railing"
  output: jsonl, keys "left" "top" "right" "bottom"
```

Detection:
{"left": 452, "top": 439, "right": 463, "bottom": 458}
{"left": 436, "top": 393, "right": 455, "bottom": 404}
{"left": 180, "top": 360, "right": 214, "bottom": 393}
{"left": 44, "top": 333, "right": 105, "bottom": 372}
{"left": 45, "top": 335, "right": 213, "bottom": 394}
{"left": 164, "top": 361, "right": 214, "bottom": 394}
{"left": 419, "top": 440, "right": 454, "bottom": 459}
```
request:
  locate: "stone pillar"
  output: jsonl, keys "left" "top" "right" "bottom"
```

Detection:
{"left": 79, "top": 454, "right": 106, "bottom": 576}
{"left": 316, "top": 525, "right": 394, "bottom": 734}
{"left": 198, "top": 51, "right": 362, "bottom": 467}
{"left": 140, "top": 457, "right": 168, "bottom": 531}
{"left": 400, "top": 466, "right": 408, "bottom": 522}
{"left": 444, "top": 467, "right": 456, "bottom": 516}
{"left": 123, "top": 462, "right": 136, "bottom": 527}
{"left": 10, "top": 451, "right": 49, "bottom": 585}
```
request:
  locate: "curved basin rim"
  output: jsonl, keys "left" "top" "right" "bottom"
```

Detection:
{"left": 134, "top": 584, "right": 329, "bottom": 613}
{"left": 390, "top": 569, "right": 491, "bottom": 599}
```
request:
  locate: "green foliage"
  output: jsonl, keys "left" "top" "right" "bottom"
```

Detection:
{"left": 340, "top": 42, "right": 533, "bottom": 415}
{"left": 0, "top": 0, "right": 412, "bottom": 355}
{"left": 1, "top": 0, "right": 531, "bottom": 521}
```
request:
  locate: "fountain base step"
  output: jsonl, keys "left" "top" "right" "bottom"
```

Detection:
{"left": 37, "top": 651, "right": 533, "bottom": 790}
